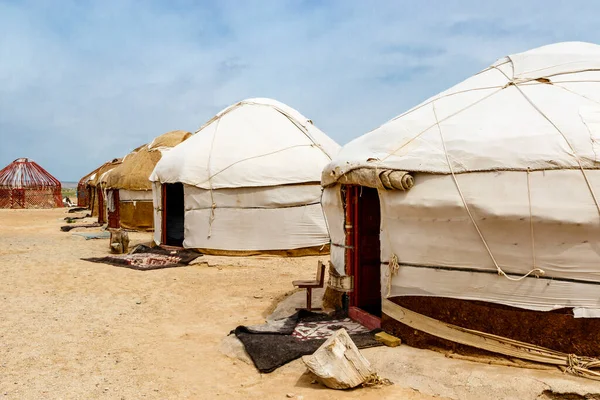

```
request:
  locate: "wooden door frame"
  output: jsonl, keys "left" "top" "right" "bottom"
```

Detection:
{"left": 160, "top": 184, "right": 167, "bottom": 245}
{"left": 344, "top": 185, "right": 382, "bottom": 330}
{"left": 344, "top": 185, "right": 359, "bottom": 307}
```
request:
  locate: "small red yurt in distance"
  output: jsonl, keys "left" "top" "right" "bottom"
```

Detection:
{"left": 0, "top": 158, "right": 62, "bottom": 209}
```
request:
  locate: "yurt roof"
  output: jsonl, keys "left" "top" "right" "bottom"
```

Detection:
{"left": 88, "top": 158, "right": 122, "bottom": 187}
{"left": 150, "top": 98, "right": 340, "bottom": 190}
{"left": 78, "top": 163, "right": 108, "bottom": 187}
{"left": 323, "top": 41, "right": 600, "bottom": 186}
{"left": 103, "top": 130, "right": 192, "bottom": 191}
{"left": 0, "top": 158, "right": 60, "bottom": 189}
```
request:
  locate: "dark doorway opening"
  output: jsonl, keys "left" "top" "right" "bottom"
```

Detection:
{"left": 162, "top": 183, "right": 185, "bottom": 247}
{"left": 97, "top": 187, "right": 105, "bottom": 224}
{"left": 88, "top": 187, "right": 95, "bottom": 211}
{"left": 345, "top": 185, "right": 382, "bottom": 317}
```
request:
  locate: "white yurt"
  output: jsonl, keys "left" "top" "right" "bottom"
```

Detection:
{"left": 150, "top": 98, "right": 340, "bottom": 254}
{"left": 322, "top": 42, "right": 600, "bottom": 367}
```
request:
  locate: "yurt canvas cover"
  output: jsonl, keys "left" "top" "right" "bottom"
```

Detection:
{"left": 0, "top": 158, "right": 62, "bottom": 209}
{"left": 150, "top": 98, "right": 340, "bottom": 252}
{"left": 101, "top": 130, "right": 192, "bottom": 231}
{"left": 322, "top": 42, "right": 600, "bottom": 319}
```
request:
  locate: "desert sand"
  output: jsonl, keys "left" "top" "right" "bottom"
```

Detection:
{"left": 3, "top": 208, "right": 600, "bottom": 400}
{"left": 0, "top": 208, "right": 434, "bottom": 400}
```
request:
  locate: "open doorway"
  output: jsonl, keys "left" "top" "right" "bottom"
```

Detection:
{"left": 88, "top": 187, "right": 95, "bottom": 212}
{"left": 97, "top": 187, "right": 105, "bottom": 224}
{"left": 345, "top": 185, "right": 382, "bottom": 318}
{"left": 162, "top": 183, "right": 185, "bottom": 247}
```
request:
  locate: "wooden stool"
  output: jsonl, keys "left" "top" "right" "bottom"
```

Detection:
{"left": 293, "top": 261, "right": 326, "bottom": 311}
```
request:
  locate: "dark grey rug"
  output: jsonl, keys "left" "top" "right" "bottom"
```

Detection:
{"left": 232, "top": 311, "right": 382, "bottom": 373}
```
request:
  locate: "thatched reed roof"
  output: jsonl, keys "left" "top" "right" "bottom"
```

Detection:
{"left": 103, "top": 130, "right": 192, "bottom": 191}
{"left": 88, "top": 158, "right": 122, "bottom": 188}
{"left": 78, "top": 161, "right": 111, "bottom": 188}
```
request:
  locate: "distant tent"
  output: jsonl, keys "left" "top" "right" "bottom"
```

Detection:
{"left": 150, "top": 98, "right": 340, "bottom": 254}
{"left": 0, "top": 158, "right": 62, "bottom": 209}
{"left": 101, "top": 130, "right": 192, "bottom": 231}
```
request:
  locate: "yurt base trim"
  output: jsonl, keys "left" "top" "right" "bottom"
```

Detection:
{"left": 381, "top": 297, "right": 600, "bottom": 380}
{"left": 191, "top": 244, "right": 330, "bottom": 257}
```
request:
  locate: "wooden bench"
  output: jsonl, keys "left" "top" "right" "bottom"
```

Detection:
{"left": 293, "top": 261, "right": 326, "bottom": 311}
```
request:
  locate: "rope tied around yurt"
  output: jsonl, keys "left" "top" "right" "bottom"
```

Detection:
{"left": 526, "top": 168, "right": 539, "bottom": 273}
{"left": 208, "top": 201, "right": 217, "bottom": 238}
{"left": 493, "top": 64, "right": 600, "bottom": 220}
{"left": 385, "top": 254, "right": 400, "bottom": 297}
{"left": 565, "top": 353, "right": 600, "bottom": 380}
{"left": 206, "top": 117, "right": 221, "bottom": 239}
{"left": 432, "top": 102, "right": 545, "bottom": 282}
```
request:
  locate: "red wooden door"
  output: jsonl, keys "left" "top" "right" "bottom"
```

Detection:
{"left": 107, "top": 190, "right": 120, "bottom": 228}
{"left": 345, "top": 186, "right": 382, "bottom": 317}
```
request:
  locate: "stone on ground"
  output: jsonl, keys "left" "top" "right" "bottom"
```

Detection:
{"left": 219, "top": 334, "right": 252, "bottom": 365}
{"left": 302, "top": 328, "right": 374, "bottom": 389}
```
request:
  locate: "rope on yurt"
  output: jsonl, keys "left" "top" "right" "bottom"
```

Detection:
{"left": 206, "top": 117, "right": 222, "bottom": 239}
{"left": 554, "top": 82, "right": 600, "bottom": 106}
{"left": 200, "top": 144, "right": 314, "bottom": 186}
{"left": 380, "top": 87, "right": 504, "bottom": 163}
{"left": 526, "top": 168, "right": 537, "bottom": 270}
{"left": 373, "top": 167, "right": 402, "bottom": 297}
{"left": 241, "top": 100, "right": 335, "bottom": 160}
{"left": 194, "top": 100, "right": 331, "bottom": 241}
{"left": 381, "top": 59, "right": 513, "bottom": 127}
{"left": 319, "top": 188, "right": 337, "bottom": 253}
{"left": 432, "top": 102, "right": 545, "bottom": 282}
{"left": 386, "top": 254, "right": 400, "bottom": 297}
{"left": 271, "top": 109, "right": 332, "bottom": 160}
{"left": 493, "top": 63, "right": 600, "bottom": 219}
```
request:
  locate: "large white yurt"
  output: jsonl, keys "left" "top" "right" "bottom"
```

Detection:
{"left": 150, "top": 98, "right": 340, "bottom": 254}
{"left": 322, "top": 42, "right": 600, "bottom": 367}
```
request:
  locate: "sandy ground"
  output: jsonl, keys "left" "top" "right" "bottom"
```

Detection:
{"left": 0, "top": 208, "right": 435, "bottom": 400}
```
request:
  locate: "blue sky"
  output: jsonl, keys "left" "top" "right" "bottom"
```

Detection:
{"left": 2, "top": 0, "right": 600, "bottom": 181}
